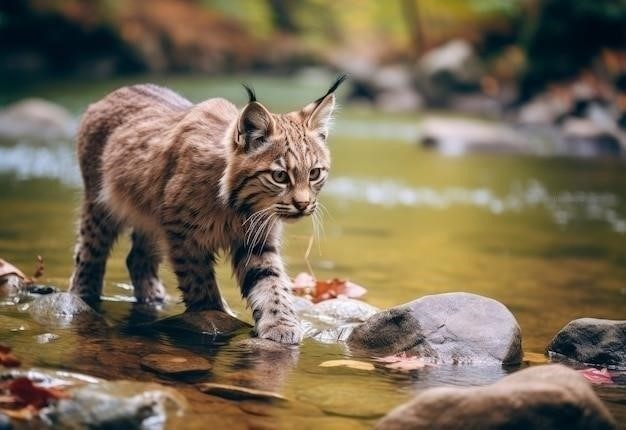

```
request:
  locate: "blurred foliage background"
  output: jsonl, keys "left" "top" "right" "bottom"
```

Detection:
{"left": 1, "top": 0, "right": 625, "bottom": 96}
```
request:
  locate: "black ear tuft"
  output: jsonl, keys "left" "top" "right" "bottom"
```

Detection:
{"left": 312, "top": 74, "right": 348, "bottom": 105}
{"left": 327, "top": 74, "right": 348, "bottom": 96}
{"left": 242, "top": 84, "right": 257, "bottom": 103}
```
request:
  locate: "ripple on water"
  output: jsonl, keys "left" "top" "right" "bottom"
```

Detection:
{"left": 325, "top": 177, "right": 626, "bottom": 234}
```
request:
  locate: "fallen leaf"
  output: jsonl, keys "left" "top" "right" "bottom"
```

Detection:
{"left": 319, "top": 360, "right": 375, "bottom": 371}
{"left": 292, "top": 272, "right": 368, "bottom": 303}
{"left": 374, "top": 352, "right": 431, "bottom": 371}
{"left": 578, "top": 368, "right": 614, "bottom": 385}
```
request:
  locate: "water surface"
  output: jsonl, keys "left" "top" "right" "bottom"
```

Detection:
{"left": 1, "top": 75, "right": 625, "bottom": 427}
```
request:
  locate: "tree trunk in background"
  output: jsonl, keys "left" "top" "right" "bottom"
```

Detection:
{"left": 267, "top": 0, "right": 299, "bottom": 34}
{"left": 401, "top": 0, "right": 425, "bottom": 59}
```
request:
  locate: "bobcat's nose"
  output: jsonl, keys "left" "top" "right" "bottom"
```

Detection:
{"left": 293, "top": 199, "right": 309, "bottom": 212}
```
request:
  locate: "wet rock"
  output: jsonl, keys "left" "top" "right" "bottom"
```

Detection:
{"left": 28, "top": 292, "right": 101, "bottom": 328}
{"left": 561, "top": 118, "right": 623, "bottom": 157}
{"left": 416, "top": 39, "right": 484, "bottom": 106}
{"left": 197, "top": 383, "right": 287, "bottom": 402}
{"left": 140, "top": 353, "right": 212, "bottom": 376}
{"left": 44, "top": 380, "right": 187, "bottom": 429}
{"left": 151, "top": 310, "right": 250, "bottom": 337}
{"left": 419, "top": 116, "right": 531, "bottom": 156}
{"left": 377, "top": 364, "right": 617, "bottom": 430}
{"left": 347, "top": 292, "right": 522, "bottom": 365}
{"left": 0, "top": 99, "right": 76, "bottom": 141}
{"left": 547, "top": 318, "right": 626, "bottom": 369}
{"left": 518, "top": 94, "right": 570, "bottom": 125}
{"left": 301, "top": 298, "right": 379, "bottom": 343}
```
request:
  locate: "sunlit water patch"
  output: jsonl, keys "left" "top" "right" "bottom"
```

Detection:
{"left": 0, "top": 141, "right": 80, "bottom": 185}
{"left": 325, "top": 177, "right": 626, "bottom": 234}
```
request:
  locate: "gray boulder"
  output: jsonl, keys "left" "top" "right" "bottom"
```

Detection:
{"left": 347, "top": 292, "right": 522, "bottom": 365}
{"left": 560, "top": 118, "right": 624, "bottom": 157}
{"left": 415, "top": 39, "right": 484, "bottom": 105}
{"left": 419, "top": 116, "right": 532, "bottom": 156}
{"left": 547, "top": 318, "right": 626, "bottom": 368}
{"left": 0, "top": 98, "right": 76, "bottom": 141}
{"left": 377, "top": 364, "right": 617, "bottom": 430}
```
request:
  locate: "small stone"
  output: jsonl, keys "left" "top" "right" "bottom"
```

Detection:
{"left": 197, "top": 383, "right": 287, "bottom": 402}
{"left": 141, "top": 353, "right": 211, "bottom": 376}
{"left": 547, "top": 318, "right": 626, "bottom": 368}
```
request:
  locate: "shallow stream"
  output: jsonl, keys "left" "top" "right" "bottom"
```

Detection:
{"left": 1, "top": 75, "right": 625, "bottom": 428}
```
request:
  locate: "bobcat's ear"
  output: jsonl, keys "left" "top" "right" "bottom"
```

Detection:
{"left": 302, "top": 74, "right": 347, "bottom": 140}
{"left": 236, "top": 84, "right": 274, "bottom": 152}
{"left": 236, "top": 101, "right": 274, "bottom": 152}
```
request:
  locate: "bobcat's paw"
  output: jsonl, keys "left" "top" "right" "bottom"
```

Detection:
{"left": 256, "top": 316, "right": 302, "bottom": 344}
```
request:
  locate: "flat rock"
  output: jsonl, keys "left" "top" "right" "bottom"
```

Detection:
{"left": 197, "top": 383, "right": 286, "bottom": 402}
{"left": 547, "top": 318, "right": 626, "bottom": 369}
{"left": 141, "top": 353, "right": 211, "bottom": 376}
{"left": 151, "top": 310, "right": 250, "bottom": 336}
{"left": 377, "top": 364, "right": 617, "bottom": 430}
{"left": 347, "top": 292, "right": 522, "bottom": 365}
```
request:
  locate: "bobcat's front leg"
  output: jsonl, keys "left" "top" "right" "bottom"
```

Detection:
{"left": 232, "top": 241, "right": 301, "bottom": 344}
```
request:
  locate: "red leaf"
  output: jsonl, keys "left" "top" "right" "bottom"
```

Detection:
{"left": 9, "top": 378, "right": 67, "bottom": 409}
{"left": 292, "top": 272, "right": 368, "bottom": 303}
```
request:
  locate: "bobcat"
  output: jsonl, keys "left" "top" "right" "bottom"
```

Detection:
{"left": 69, "top": 76, "right": 346, "bottom": 344}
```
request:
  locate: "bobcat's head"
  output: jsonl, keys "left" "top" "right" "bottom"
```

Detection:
{"left": 222, "top": 76, "right": 346, "bottom": 227}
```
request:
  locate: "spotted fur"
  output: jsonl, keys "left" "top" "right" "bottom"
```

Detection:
{"left": 69, "top": 78, "right": 345, "bottom": 344}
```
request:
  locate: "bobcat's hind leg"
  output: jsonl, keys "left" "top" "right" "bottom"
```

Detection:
{"left": 126, "top": 230, "right": 167, "bottom": 303}
{"left": 69, "top": 200, "right": 120, "bottom": 302}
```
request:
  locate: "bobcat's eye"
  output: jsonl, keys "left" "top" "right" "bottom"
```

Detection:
{"left": 309, "top": 168, "right": 322, "bottom": 181}
{"left": 271, "top": 170, "right": 289, "bottom": 184}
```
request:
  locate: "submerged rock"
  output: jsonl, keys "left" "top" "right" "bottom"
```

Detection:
{"left": 197, "top": 383, "right": 286, "bottom": 402}
{"left": 377, "top": 364, "right": 617, "bottom": 430}
{"left": 151, "top": 310, "right": 250, "bottom": 337}
{"left": 28, "top": 292, "right": 102, "bottom": 328}
{"left": 44, "top": 380, "right": 186, "bottom": 429}
{"left": 301, "top": 298, "right": 380, "bottom": 343}
{"left": 140, "top": 353, "right": 212, "bottom": 377}
{"left": 347, "top": 292, "right": 522, "bottom": 365}
{"left": 547, "top": 318, "right": 626, "bottom": 369}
